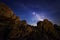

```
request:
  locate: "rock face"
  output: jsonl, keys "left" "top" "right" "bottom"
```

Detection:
{"left": 0, "top": 3, "right": 60, "bottom": 40}
{"left": 0, "top": 3, "right": 13, "bottom": 18}
{"left": 37, "top": 19, "right": 59, "bottom": 40}
{"left": 0, "top": 3, "right": 20, "bottom": 40}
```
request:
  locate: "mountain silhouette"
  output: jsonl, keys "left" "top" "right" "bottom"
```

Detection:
{"left": 0, "top": 3, "right": 60, "bottom": 40}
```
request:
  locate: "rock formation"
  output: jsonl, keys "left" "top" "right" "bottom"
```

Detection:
{"left": 0, "top": 3, "right": 60, "bottom": 40}
{"left": 37, "top": 19, "right": 59, "bottom": 40}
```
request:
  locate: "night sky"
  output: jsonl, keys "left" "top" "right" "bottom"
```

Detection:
{"left": 0, "top": 0, "right": 60, "bottom": 26}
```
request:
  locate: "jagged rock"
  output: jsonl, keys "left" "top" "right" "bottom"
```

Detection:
{"left": 37, "top": 21, "right": 43, "bottom": 31}
{"left": 37, "top": 19, "right": 55, "bottom": 32}
{"left": 26, "top": 25, "right": 33, "bottom": 33}
{"left": 43, "top": 19, "right": 54, "bottom": 32}
{"left": 0, "top": 3, "right": 21, "bottom": 40}
{"left": 0, "top": 3, "right": 60, "bottom": 40}
{"left": 21, "top": 20, "right": 27, "bottom": 26}
{"left": 0, "top": 3, "right": 13, "bottom": 18}
{"left": 37, "top": 19, "right": 60, "bottom": 40}
{"left": 43, "top": 19, "right": 59, "bottom": 39}
{"left": 37, "top": 21, "right": 43, "bottom": 27}
{"left": 11, "top": 14, "right": 16, "bottom": 20}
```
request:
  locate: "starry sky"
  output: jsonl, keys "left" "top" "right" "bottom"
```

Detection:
{"left": 0, "top": 0, "right": 60, "bottom": 26}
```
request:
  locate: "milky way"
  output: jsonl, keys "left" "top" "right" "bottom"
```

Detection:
{"left": 0, "top": 0, "right": 60, "bottom": 25}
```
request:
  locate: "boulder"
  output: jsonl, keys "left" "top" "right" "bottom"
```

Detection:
{"left": 0, "top": 3, "right": 13, "bottom": 18}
